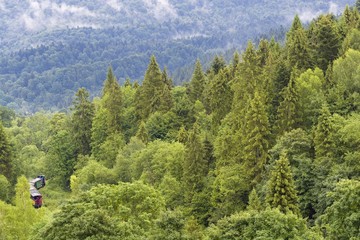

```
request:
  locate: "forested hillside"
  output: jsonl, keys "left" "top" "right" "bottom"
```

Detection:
{"left": 1, "top": 2, "right": 360, "bottom": 240}
{"left": 0, "top": 0, "right": 352, "bottom": 112}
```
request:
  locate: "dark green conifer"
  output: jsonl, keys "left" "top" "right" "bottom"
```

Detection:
{"left": 183, "top": 123, "right": 206, "bottom": 202}
{"left": 243, "top": 90, "right": 270, "bottom": 185}
{"left": 276, "top": 69, "right": 300, "bottom": 135}
{"left": 286, "top": 16, "right": 312, "bottom": 70}
{"left": 209, "top": 68, "right": 233, "bottom": 130}
{"left": 311, "top": 14, "right": 341, "bottom": 71}
{"left": 102, "top": 67, "right": 123, "bottom": 133}
{"left": 188, "top": 60, "right": 206, "bottom": 103}
{"left": 71, "top": 88, "right": 94, "bottom": 156}
{"left": 136, "top": 55, "right": 170, "bottom": 119}
{"left": 0, "top": 122, "right": 13, "bottom": 183}
{"left": 210, "top": 55, "right": 226, "bottom": 75}
{"left": 313, "top": 104, "right": 335, "bottom": 159}
{"left": 266, "top": 151, "right": 300, "bottom": 215}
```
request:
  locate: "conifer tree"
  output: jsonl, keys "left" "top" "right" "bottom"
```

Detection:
{"left": 209, "top": 68, "right": 234, "bottom": 130}
{"left": 159, "top": 68, "right": 173, "bottom": 112}
{"left": 230, "top": 51, "right": 240, "bottom": 78}
{"left": 210, "top": 55, "right": 226, "bottom": 75}
{"left": 276, "top": 69, "right": 300, "bottom": 135}
{"left": 311, "top": 14, "right": 341, "bottom": 71}
{"left": 286, "top": 15, "right": 312, "bottom": 70}
{"left": 257, "top": 39, "right": 269, "bottom": 67}
{"left": 247, "top": 188, "right": 262, "bottom": 212}
{"left": 0, "top": 121, "right": 13, "bottom": 183}
{"left": 243, "top": 90, "right": 270, "bottom": 185}
{"left": 71, "top": 88, "right": 94, "bottom": 156}
{"left": 313, "top": 104, "right": 336, "bottom": 160}
{"left": 266, "top": 151, "right": 300, "bottom": 215}
{"left": 357, "top": 0, "right": 360, "bottom": 12}
{"left": 188, "top": 60, "right": 206, "bottom": 103}
{"left": 136, "top": 121, "right": 149, "bottom": 144}
{"left": 102, "top": 67, "right": 123, "bottom": 133}
{"left": 183, "top": 123, "right": 206, "bottom": 202}
{"left": 136, "top": 55, "right": 170, "bottom": 119}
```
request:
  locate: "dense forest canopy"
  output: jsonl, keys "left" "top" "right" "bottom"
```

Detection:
{"left": 0, "top": 0, "right": 353, "bottom": 113}
{"left": 1, "top": 1, "right": 360, "bottom": 239}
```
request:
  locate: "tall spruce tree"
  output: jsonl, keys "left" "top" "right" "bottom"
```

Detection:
{"left": 243, "top": 90, "right": 270, "bottom": 185}
{"left": 266, "top": 151, "right": 300, "bottom": 215}
{"left": 136, "top": 55, "right": 170, "bottom": 119}
{"left": 286, "top": 15, "right": 312, "bottom": 70}
{"left": 102, "top": 67, "right": 123, "bottom": 133}
{"left": 0, "top": 122, "right": 13, "bottom": 183}
{"left": 313, "top": 104, "right": 336, "bottom": 160}
{"left": 71, "top": 88, "right": 94, "bottom": 156}
{"left": 188, "top": 60, "right": 206, "bottom": 103}
{"left": 183, "top": 122, "right": 207, "bottom": 203}
{"left": 311, "top": 14, "right": 341, "bottom": 71}
{"left": 275, "top": 69, "right": 300, "bottom": 136}
{"left": 209, "top": 67, "right": 234, "bottom": 130}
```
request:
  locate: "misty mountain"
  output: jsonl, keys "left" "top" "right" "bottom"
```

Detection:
{"left": 0, "top": 0, "right": 353, "bottom": 112}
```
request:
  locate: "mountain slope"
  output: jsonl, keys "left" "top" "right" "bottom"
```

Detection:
{"left": 0, "top": 0, "right": 353, "bottom": 112}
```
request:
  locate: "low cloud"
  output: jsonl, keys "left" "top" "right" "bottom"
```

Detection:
{"left": 328, "top": 2, "right": 339, "bottom": 15}
{"left": 143, "top": 0, "right": 178, "bottom": 21}
{"left": 20, "top": 0, "right": 97, "bottom": 32}
{"left": 106, "top": 0, "right": 123, "bottom": 12}
{"left": 298, "top": 9, "right": 323, "bottom": 22}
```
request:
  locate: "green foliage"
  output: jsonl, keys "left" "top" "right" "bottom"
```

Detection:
{"left": 243, "top": 91, "right": 270, "bottom": 185}
{"left": 311, "top": 14, "right": 341, "bottom": 71}
{"left": 207, "top": 209, "right": 322, "bottom": 240}
{"left": 37, "top": 181, "right": 165, "bottom": 240}
{"left": 318, "top": 179, "right": 360, "bottom": 240}
{"left": 295, "top": 68, "right": 326, "bottom": 128}
{"left": 286, "top": 15, "right": 312, "bottom": 70}
{"left": 188, "top": 60, "right": 206, "bottom": 103}
{"left": 0, "top": 121, "right": 14, "bottom": 183}
{"left": 0, "top": 176, "right": 47, "bottom": 240}
{"left": 0, "top": 174, "right": 10, "bottom": 202}
{"left": 266, "top": 151, "right": 300, "bottom": 215}
{"left": 332, "top": 49, "right": 360, "bottom": 113}
{"left": 136, "top": 56, "right": 172, "bottom": 119}
{"left": 71, "top": 87, "right": 94, "bottom": 156}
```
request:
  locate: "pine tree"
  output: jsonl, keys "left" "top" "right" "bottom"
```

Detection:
{"left": 266, "top": 151, "right": 300, "bottom": 215}
{"left": 243, "top": 90, "right": 270, "bottom": 185}
{"left": 188, "top": 60, "right": 206, "bottom": 103}
{"left": 71, "top": 88, "right": 94, "bottom": 156}
{"left": 357, "top": 0, "right": 360, "bottom": 12}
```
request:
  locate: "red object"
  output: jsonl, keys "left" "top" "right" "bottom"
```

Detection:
{"left": 34, "top": 196, "right": 42, "bottom": 208}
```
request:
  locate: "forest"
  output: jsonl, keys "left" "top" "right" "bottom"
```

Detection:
{"left": 0, "top": 0, "right": 351, "bottom": 112}
{"left": 1, "top": 3, "right": 360, "bottom": 240}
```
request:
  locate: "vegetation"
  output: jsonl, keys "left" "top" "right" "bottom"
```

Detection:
{"left": 0, "top": 0, "right": 351, "bottom": 112}
{"left": 1, "top": 2, "right": 360, "bottom": 239}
